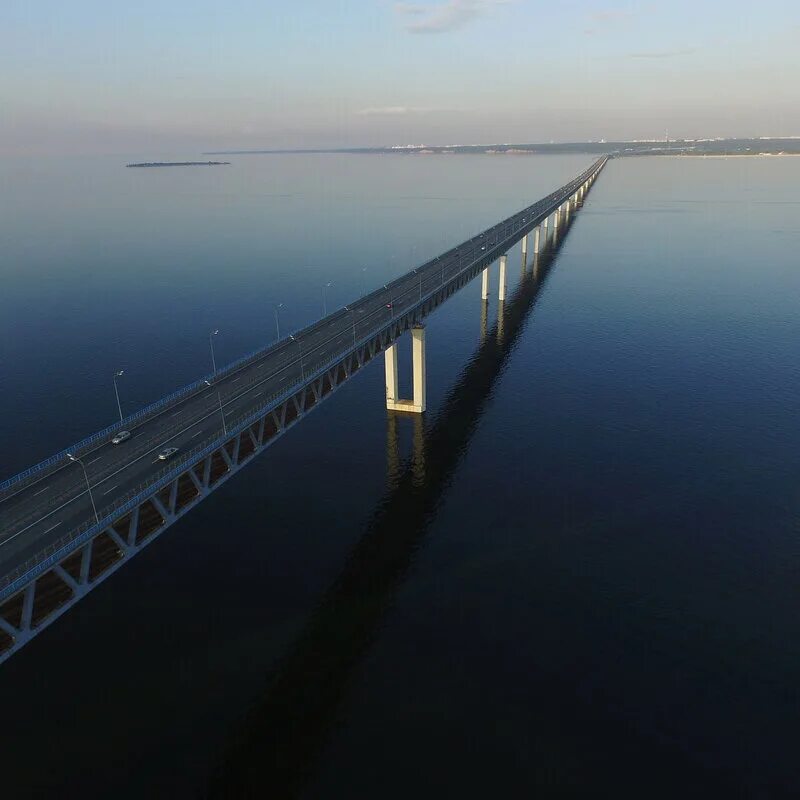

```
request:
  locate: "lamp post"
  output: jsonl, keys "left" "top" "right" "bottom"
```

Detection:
{"left": 67, "top": 453, "right": 99, "bottom": 525}
{"left": 361, "top": 267, "right": 367, "bottom": 296}
{"left": 209, "top": 329, "right": 220, "bottom": 377}
{"left": 204, "top": 380, "right": 227, "bottom": 435}
{"left": 273, "top": 303, "right": 284, "bottom": 341}
{"left": 344, "top": 306, "right": 357, "bottom": 347}
{"left": 112, "top": 370, "right": 124, "bottom": 422}
{"left": 322, "top": 281, "right": 333, "bottom": 316}
{"left": 290, "top": 335, "right": 305, "bottom": 380}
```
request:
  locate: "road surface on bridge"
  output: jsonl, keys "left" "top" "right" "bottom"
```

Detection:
{"left": 0, "top": 160, "right": 603, "bottom": 586}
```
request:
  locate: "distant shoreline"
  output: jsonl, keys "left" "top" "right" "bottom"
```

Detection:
{"left": 203, "top": 138, "right": 800, "bottom": 159}
{"left": 126, "top": 161, "right": 231, "bottom": 168}
{"left": 659, "top": 153, "right": 800, "bottom": 158}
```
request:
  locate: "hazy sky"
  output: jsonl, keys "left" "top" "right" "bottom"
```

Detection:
{"left": 2, "top": 0, "right": 799, "bottom": 154}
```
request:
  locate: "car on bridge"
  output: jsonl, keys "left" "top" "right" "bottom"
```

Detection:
{"left": 111, "top": 430, "right": 131, "bottom": 445}
{"left": 157, "top": 446, "right": 179, "bottom": 461}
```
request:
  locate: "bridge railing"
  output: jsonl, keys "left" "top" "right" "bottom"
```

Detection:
{"left": 0, "top": 311, "right": 423, "bottom": 599}
{"left": 0, "top": 158, "right": 606, "bottom": 500}
{"left": 0, "top": 156, "right": 608, "bottom": 600}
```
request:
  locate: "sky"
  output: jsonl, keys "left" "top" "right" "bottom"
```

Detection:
{"left": 1, "top": 0, "right": 799, "bottom": 154}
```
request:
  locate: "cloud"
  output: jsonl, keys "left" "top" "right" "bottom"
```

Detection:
{"left": 628, "top": 48, "right": 696, "bottom": 58}
{"left": 394, "top": 0, "right": 509, "bottom": 34}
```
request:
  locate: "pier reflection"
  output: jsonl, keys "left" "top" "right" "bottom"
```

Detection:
{"left": 386, "top": 411, "right": 426, "bottom": 490}
{"left": 207, "top": 214, "right": 577, "bottom": 798}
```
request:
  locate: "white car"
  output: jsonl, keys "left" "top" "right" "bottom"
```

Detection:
{"left": 157, "top": 447, "right": 179, "bottom": 461}
{"left": 111, "top": 430, "right": 131, "bottom": 445}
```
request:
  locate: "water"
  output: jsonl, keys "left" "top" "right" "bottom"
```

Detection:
{"left": 1, "top": 153, "right": 800, "bottom": 797}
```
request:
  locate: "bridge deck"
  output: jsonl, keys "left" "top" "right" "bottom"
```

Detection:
{"left": 0, "top": 158, "right": 606, "bottom": 612}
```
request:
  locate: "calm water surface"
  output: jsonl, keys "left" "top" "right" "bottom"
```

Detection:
{"left": 1, "top": 154, "right": 799, "bottom": 797}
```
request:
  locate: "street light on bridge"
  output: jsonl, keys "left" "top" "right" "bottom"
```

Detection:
{"left": 67, "top": 453, "right": 99, "bottom": 525}
{"left": 290, "top": 334, "right": 306, "bottom": 381}
{"left": 322, "top": 281, "right": 333, "bottom": 316}
{"left": 112, "top": 370, "right": 125, "bottom": 423}
{"left": 204, "top": 379, "right": 227, "bottom": 436}
{"left": 273, "top": 303, "right": 284, "bottom": 341}
{"left": 344, "top": 306, "right": 357, "bottom": 347}
{"left": 209, "top": 329, "right": 220, "bottom": 377}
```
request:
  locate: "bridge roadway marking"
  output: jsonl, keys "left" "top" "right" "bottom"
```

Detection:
{"left": 1, "top": 229, "right": 518, "bottom": 543}
{"left": 0, "top": 293, "right": 401, "bottom": 544}
{"left": 0, "top": 161, "right": 600, "bottom": 571}
{"left": 0, "top": 259, "right": 443, "bottom": 509}
{"left": 5, "top": 195, "right": 532, "bottom": 514}
{"left": 2, "top": 229, "right": 500, "bottom": 532}
{"left": 0, "top": 239, "right": 481, "bottom": 547}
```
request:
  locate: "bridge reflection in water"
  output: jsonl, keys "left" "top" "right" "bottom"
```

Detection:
{"left": 206, "top": 214, "right": 573, "bottom": 798}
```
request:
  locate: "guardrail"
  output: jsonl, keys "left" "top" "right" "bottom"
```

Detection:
{"left": 0, "top": 156, "right": 607, "bottom": 601}
{"left": 0, "top": 158, "right": 603, "bottom": 497}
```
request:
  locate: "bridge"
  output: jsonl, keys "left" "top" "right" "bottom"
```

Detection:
{"left": 0, "top": 157, "right": 607, "bottom": 663}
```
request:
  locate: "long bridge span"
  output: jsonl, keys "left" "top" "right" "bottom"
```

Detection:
{"left": 0, "top": 156, "right": 607, "bottom": 663}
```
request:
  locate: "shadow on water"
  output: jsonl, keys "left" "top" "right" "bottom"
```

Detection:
{"left": 205, "top": 221, "right": 571, "bottom": 798}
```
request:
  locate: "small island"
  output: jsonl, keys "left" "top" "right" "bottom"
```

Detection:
{"left": 126, "top": 161, "right": 231, "bottom": 168}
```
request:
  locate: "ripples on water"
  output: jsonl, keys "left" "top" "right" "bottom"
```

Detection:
{"left": 0, "top": 154, "right": 799, "bottom": 797}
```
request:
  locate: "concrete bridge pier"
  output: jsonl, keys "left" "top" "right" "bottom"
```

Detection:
{"left": 498, "top": 255, "right": 508, "bottom": 301}
{"left": 481, "top": 265, "right": 490, "bottom": 301}
{"left": 521, "top": 233, "right": 528, "bottom": 256}
{"left": 534, "top": 226, "right": 541, "bottom": 254}
{"left": 385, "top": 324, "right": 426, "bottom": 413}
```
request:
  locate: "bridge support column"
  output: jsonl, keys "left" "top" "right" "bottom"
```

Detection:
{"left": 385, "top": 325, "right": 426, "bottom": 413}
{"left": 411, "top": 325, "right": 426, "bottom": 413}
{"left": 534, "top": 226, "right": 541, "bottom": 254}
{"left": 385, "top": 343, "right": 399, "bottom": 407}
{"left": 521, "top": 233, "right": 528, "bottom": 256}
{"left": 498, "top": 255, "right": 507, "bottom": 301}
{"left": 481, "top": 266, "right": 490, "bottom": 301}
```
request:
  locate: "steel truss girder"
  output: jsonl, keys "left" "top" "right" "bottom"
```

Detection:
{"left": 0, "top": 306, "right": 428, "bottom": 662}
{"left": 0, "top": 159, "right": 606, "bottom": 664}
